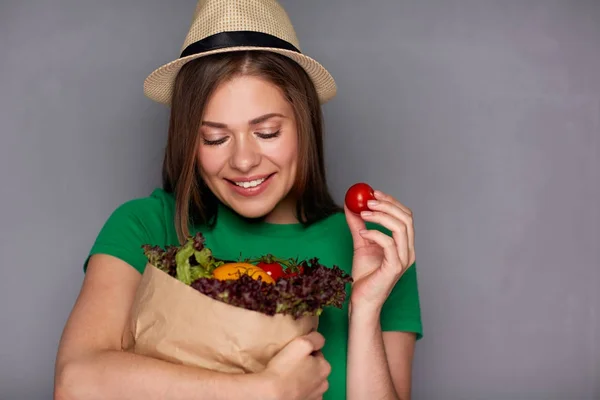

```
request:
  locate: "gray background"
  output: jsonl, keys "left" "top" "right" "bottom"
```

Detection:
{"left": 1, "top": 0, "right": 598, "bottom": 399}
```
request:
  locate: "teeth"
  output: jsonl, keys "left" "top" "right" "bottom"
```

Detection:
{"left": 235, "top": 178, "right": 266, "bottom": 188}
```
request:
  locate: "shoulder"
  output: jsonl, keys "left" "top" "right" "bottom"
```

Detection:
{"left": 86, "top": 188, "right": 176, "bottom": 274}
{"left": 106, "top": 188, "right": 174, "bottom": 226}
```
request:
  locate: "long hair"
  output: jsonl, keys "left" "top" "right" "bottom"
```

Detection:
{"left": 162, "top": 51, "right": 341, "bottom": 242}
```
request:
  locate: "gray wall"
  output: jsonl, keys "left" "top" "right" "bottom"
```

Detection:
{"left": 1, "top": 1, "right": 598, "bottom": 399}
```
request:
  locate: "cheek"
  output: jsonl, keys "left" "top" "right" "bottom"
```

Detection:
{"left": 268, "top": 135, "right": 298, "bottom": 170}
{"left": 197, "top": 147, "right": 222, "bottom": 178}
{"left": 285, "top": 140, "right": 299, "bottom": 173}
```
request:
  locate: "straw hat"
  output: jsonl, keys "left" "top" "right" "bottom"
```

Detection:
{"left": 143, "top": 0, "right": 337, "bottom": 105}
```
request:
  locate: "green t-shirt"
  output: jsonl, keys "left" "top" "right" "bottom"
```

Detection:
{"left": 87, "top": 188, "right": 423, "bottom": 399}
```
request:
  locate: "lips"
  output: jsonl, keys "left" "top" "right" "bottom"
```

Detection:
{"left": 225, "top": 173, "right": 275, "bottom": 197}
{"left": 233, "top": 177, "right": 267, "bottom": 189}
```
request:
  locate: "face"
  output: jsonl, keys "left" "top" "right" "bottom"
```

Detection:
{"left": 197, "top": 75, "right": 299, "bottom": 223}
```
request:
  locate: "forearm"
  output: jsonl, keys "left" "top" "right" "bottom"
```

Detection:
{"left": 347, "top": 306, "right": 399, "bottom": 400}
{"left": 55, "top": 349, "right": 270, "bottom": 400}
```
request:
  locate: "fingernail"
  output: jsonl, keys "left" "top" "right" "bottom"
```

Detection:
{"left": 367, "top": 200, "right": 379, "bottom": 207}
{"left": 361, "top": 211, "right": 373, "bottom": 217}
{"left": 359, "top": 229, "right": 368, "bottom": 235}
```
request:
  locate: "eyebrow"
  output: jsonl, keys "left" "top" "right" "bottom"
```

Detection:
{"left": 201, "top": 113, "right": 285, "bottom": 128}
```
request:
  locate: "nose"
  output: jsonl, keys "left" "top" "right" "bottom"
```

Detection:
{"left": 229, "top": 134, "right": 261, "bottom": 173}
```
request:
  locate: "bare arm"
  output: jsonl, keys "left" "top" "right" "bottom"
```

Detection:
{"left": 347, "top": 306, "right": 416, "bottom": 400}
{"left": 54, "top": 254, "right": 273, "bottom": 400}
{"left": 383, "top": 331, "right": 416, "bottom": 399}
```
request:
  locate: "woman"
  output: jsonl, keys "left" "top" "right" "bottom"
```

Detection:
{"left": 54, "top": 1, "right": 422, "bottom": 399}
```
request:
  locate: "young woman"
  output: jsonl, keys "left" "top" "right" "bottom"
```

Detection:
{"left": 54, "top": 2, "right": 422, "bottom": 400}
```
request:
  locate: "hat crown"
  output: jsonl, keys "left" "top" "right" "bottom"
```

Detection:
{"left": 182, "top": 0, "right": 301, "bottom": 53}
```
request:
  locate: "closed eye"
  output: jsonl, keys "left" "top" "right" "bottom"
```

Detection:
{"left": 202, "top": 130, "right": 280, "bottom": 146}
{"left": 256, "top": 130, "right": 281, "bottom": 139}
{"left": 202, "top": 137, "right": 228, "bottom": 146}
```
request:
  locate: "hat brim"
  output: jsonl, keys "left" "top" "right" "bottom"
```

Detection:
{"left": 143, "top": 46, "right": 337, "bottom": 105}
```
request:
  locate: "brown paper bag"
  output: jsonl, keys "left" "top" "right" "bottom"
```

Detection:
{"left": 122, "top": 264, "right": 319, "bottom": 373}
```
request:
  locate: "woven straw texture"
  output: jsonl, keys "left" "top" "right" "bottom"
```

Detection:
{"left": 143, "top": 0, "right": 337, "bottom": 105}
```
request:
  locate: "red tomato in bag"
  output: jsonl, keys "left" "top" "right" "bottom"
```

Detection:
{"left": 257, "top": 261, "right": 286, "bottom": 281}
{"left": 345, "top": 182, "right": 375, "bottom": 214}
{"left": 284, "top": 265, "right": 304, "bottom": 278}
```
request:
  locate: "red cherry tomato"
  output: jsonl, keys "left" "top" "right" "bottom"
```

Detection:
{"left": 284, "top": 265, "right": 304, "bottom": 278}
{"left": 257, "top": 261, "right": 286, "bottom": 281}
{"left": 345, "top": 183, "right": 376, "bottom": 214}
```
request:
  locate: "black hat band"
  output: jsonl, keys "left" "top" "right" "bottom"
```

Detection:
{"left": 180, "top": 30, "right": 301, "bottom": 58}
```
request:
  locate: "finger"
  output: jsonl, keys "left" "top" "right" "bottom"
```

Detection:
{"left": 320, "top": 358, "right": 332, "bottom": 378}
{"left": 373, "top": 190, "right": 412, "bottom": 216}
{"left": 309, "top": 379, "right": 330, "bottom": 399}
{"left": 359, "top": 229, "right": 404, "bottom": 277}
{"left": 344, "top": 203, "right": 369, "bottom": 250}
{"left": 308, "top": 370, "right": 330, "bottom": 399}
{"left": 366, "top": 199, "right": 415, "bottom": 266}
{"left": 279, "top": 331, "right": 325, "bottom": 361}
{"left": 302, "top": 331, "right": 326, "bottom": 353}
{"left": 360, "top": 211, "right": 409, "bottom": 267}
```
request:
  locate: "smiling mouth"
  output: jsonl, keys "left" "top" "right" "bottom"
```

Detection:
{"left": 227, "top": 173, "right": 275, "bottom": 189}
{"left": 234, "top": 177, "right": 266, "bottom": 188}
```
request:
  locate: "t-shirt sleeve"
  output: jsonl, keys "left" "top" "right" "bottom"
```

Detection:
{"left": 365, "top": 221, "right": 424, "bottom": 340}
{"left": 84, "top": 198, "right": 159, "bottom": 274}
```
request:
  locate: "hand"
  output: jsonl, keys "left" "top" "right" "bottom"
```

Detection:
{"left": 345, "top": 189, "right": 416, "bottom": 313}
{"left": 260, "top": 331, "right": 331, "bottom": 400}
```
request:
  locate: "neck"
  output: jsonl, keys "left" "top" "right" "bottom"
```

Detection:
{"left": 264, "top": 196, "right": 298, "bottom": 224}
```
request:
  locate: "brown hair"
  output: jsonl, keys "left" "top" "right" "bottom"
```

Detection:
{"left": 162, "top": 51, "right": 341, "bottom": 242}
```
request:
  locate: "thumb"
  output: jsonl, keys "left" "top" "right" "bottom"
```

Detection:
{"left": 344, "top": 204, "right": 368, "bottom": 250}
{"left": 277, "top": 331, "right": 325, "bottom": 362}
{"left": 302, "top": 331, "right": 326, "bottom": 352}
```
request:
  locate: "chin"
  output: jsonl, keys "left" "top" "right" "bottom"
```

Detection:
{"left": 227, "top": 200, "right": 276, "bottom": 220}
